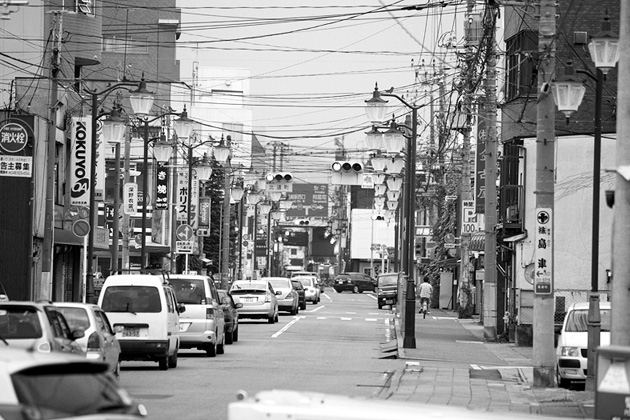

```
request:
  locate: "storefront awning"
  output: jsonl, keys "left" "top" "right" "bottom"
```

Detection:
{"left": 54, "top": 229, "right": 85, "bottom": 247}
{"left": 469, "top": 232, "right": 485, "bottom": 252}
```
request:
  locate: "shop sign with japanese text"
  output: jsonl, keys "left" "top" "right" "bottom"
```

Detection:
{"left": 534, "top": 208, "right": 553, "bottom": 295}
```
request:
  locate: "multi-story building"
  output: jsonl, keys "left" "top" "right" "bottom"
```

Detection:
{"left": 0, "top": 0, "right": 181, "bottom": 301}
{"left": 499, "top": 0, "right": 619, "bottom": 344}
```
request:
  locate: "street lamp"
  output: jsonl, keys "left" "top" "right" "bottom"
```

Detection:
{"left": 551, "top": 14, "right": 619, "bottom": 391}
{"left": 86, "top": 79, "right": 153, "bottom": 304}
{"left": 365, "top": 83, "right": 421, "bottom": 349}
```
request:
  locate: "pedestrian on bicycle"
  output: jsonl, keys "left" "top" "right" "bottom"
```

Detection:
{"left": 418, "top": 276, "right": 433, "bottom": 314}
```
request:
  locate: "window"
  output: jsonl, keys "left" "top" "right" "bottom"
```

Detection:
{"left": 102, "top": 36, "right": 148, "bottom": 54}
{"left": 505, "top": 31, "right": 538, "bottom": 101}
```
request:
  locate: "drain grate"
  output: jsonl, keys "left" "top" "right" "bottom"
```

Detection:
{"left": 469, "top": 368, "right": 501, "bottom": 381}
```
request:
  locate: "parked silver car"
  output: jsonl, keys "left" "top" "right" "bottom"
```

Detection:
{"left": 0, "top": 301, "right": 85, "bottom": 356}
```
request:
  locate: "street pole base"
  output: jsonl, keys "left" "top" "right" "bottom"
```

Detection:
{"left": 403, "top": 336, "right": 416, "bottom": 349}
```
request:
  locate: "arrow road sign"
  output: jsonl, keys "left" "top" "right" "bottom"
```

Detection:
{"left": 176, "top": 224, "right": 194, "bottom": 241}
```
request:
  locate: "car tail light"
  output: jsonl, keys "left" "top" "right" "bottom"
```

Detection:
{"left": 206, "top": 308, "right": 215, "bottom": 319}
{"left": 87, "top": 332, "right": 101, "bottom": 350}
{"left": 265, "top": 294, "right": 272, "bottom": 303}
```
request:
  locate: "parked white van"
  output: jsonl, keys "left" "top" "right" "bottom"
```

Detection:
{"left": 98, "top": 273, "right": 184, "bottom": 371}
{"left": 168, "top": 274, "right": 226, "bottom": 357}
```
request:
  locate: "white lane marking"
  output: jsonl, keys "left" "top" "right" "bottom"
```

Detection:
{"left": 345, "top": 312, "right": 357, "bottom": 314}
{"left": 365, "top": 318, "right": 378, "bottom": 322}
{"left": 470, "top": 364, "right": 481, "bottom": 370}
{"left": 272, "top": 316, "right": 303, "bottom": 338}
{"left": 340, "top": 317, "right": 352, "bottom": 321}
{"left": 322, "top": 293, "right": 332, "bottom": 301}
{"left": 317, "top": 317, "right": 327, "bottom": 319}
{"left": 304, "top": 305, "right": 325, "bottom": 313}
{"left": 367, "top": 294, "right": 377, "bottom": 300}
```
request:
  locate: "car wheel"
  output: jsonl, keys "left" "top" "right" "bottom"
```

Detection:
{"left": 206, "top": 343, "right": 217, "bottom": 357}
{"left": 300, "top": 302, "right": 307, "bottom": 310}
{"left": 233, "top": 326, "right": 239, "bottom": 342}
{"left": 353, "top": 285, "right": 359, "bottom": 293}
{"left": 168, "top": 349, "right": 178, "bottom": 368}
{"left": 158, "top": 355, "right": 169, "bottom": 370}
{"left": 556, "top": 369, "right": 570, "bottom": 388}
{"left": 378, "top": 303, "right": 383, "bottom": 310}
{"left": 225, "top": 329, "right": 234, "bottom": 344}
{"left": 268, "top": 315, "right": 275, "bottom": 324}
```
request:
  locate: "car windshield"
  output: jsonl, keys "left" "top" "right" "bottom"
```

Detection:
{"left": 378, "top": 275, "right": 398, "bottom": 287}
{"left": 0, "top": 306, "right": 43, "bottom": 339}
{"left": 297, "top": 278, "right": 314, "bottom": 287}
{"left": 55, "top": 307, "right": 91, "bottom": 331}
{"left": 291, "top": 281, "right": 303, "bottom": 289}
{"left": 12, "top": 364, "right": 135, "bottom": 417}
{"left": 170, "top": 278, "right": 206, "bottom": 304}
{"left": 100, "top": 286, "right": 162, "bottom": 313}
{"left": 565, "top": 308, "right": 611, "bottom": 332}
{"left": 268, "top": 279, "right": 290, "bottom": 289}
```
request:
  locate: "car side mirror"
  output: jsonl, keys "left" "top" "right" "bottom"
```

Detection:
{"left": 235, "top": 303, "right": 243, "bottom": 309}
{"left": 275, "top": 291, "right": 282, "bottom": 295}
{"left": 178, "top": 303, "right": 186, "bottom": 313}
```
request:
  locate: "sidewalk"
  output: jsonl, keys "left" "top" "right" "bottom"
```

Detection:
{"left": 384, "top": 307, "right": 595, "bottom": 418}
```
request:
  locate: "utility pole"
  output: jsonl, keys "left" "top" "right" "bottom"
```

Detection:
{"left": 483, "top": 3, "right": 498, "bottom": 341}
{"left": 41, "top": 10, "right": 63, "bottom": 300}
{"left": 611, "top": 1, "right": 630, "bottom": 347}
{"left": 532, "top": 0, "right": 556, "bottom": 387}
{"left": 458, "top": 0, "right": 476, "bottom": 314}
{"left": 221, "top": 136, "right": 232, "bottom": 289}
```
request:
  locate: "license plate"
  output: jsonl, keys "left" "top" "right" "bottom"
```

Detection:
{"left": 123, "top": 327, "right": 139, "bottom": 337}
{"left": 243, "top": 297, "right": 256, "bottom": 303}
{"left": 385, "top": 299, "right": 394, "bottom": 304}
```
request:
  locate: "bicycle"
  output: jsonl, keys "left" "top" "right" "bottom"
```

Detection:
{"left": 420, "top": 298, "right": 429, "bottom": 319}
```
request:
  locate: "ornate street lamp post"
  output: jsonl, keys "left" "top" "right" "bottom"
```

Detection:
{"left": 365, "top": 84, "right": 421, "bottom": 349}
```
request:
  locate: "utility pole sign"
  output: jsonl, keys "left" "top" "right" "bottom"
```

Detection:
{"left": 535, "top": 209, "right": 553, "bottom": 294}
{"left": 461, "top": 200, "right": 477, "bottom": 233}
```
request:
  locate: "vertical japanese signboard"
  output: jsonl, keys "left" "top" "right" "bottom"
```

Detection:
{"left": 461, "top": 199, "right": 478, "bottom": 234}
{"left": 197, "top": 197, "right": 210, "bottom": 236}
{"left": 534, "top": 208, "right": 553, "bottom": 295}
{"left": 177, "top": 169, "right": 199, "bottom": 228}
{"left": 155, "top": 163, "right": 168, "bottom": 210}
{"left": 69, "top": 117, "right": 92, "bottom": 207}
{"left": 475, "top": 120, "right": 486, "bottom": 214}
{"left": 123, "top": 183, "right": 137, "bottom": 214}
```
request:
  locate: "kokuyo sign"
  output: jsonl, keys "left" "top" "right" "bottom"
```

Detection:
{"left": 69, "top": 117, "right": 92, "bottom": 207}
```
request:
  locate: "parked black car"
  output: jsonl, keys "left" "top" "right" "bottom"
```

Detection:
{"left": 376, "top": 272, "right": 400, "bottom": 309}
{"left": 218, "top": 289, "right": 242, "bottom": 344}
{"left": 333, "top": 273, "right": 376, "bottom": 293}
{"left": 290, "top": 279, "right": 307, "bottom": 310}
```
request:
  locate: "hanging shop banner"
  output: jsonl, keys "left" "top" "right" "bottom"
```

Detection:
{"left": 155, "top": 163, "right": 169, "bottom": 210}
{"left": 94, "top": 120, "right": 106, "bottom": 201}
{"left": 0, "top": 119, "right": 33, "bottom": 178}
{"left": 197, "top": 196, "right": 210, "bottom": 237}
{"left": 177, "top": 169, "right": 199, "bottom": 228}
{"left": 69, "top": 117, "right": 92, "bottom": 207}
{"left": 534, "top": 208, "right": 553, "bottom": 295}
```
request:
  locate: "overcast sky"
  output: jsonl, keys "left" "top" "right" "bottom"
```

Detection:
{"left": 173, "top": 1, "right": 464, "bottom": 180}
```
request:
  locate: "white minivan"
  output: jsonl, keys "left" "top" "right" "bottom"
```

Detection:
{"left": 169, "top": 274, "right": 226, "bottom": 357}
{"left": 98, "top": 273, "right": 184, "bottom": 371}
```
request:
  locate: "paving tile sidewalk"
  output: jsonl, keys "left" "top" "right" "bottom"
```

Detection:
{"left": 383, "top": 307, "right": 595, "bottom": 418}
